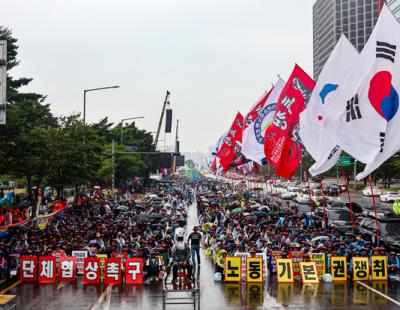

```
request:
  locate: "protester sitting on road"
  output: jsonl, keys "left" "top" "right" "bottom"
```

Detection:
{"left": 144, "top": 251, "right": 163, "bottom": 282}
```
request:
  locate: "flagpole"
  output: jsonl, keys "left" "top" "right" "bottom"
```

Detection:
{"left": 300, "top": 157, "right": 314, "bottom": 215}
{"left": 339, "top": 162, "right": 355, "bottom": 232}
{"left": 367, "top": 175, "right": 380, "bottom": 244}
{"left": 378, "top": 0, "right": 384, "bottom": 13}
{"left": 319, "top": 180, "right": 327, "bottom": 231}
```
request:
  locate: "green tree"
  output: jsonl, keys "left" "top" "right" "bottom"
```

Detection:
{"left": 45, "top": 115, "right": 103, "bottom": 196}
{"left": 185, "top": 159, "right": 195, "bottom": 169}
{"left": 0, "top": 27, "right": 57, "bottom": 200}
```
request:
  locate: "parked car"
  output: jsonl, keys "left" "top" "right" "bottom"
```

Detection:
{"left": 362, "top": 186, "right": 382, "bottom": 197}
{"left": 312, "top": 189, "right": 323, "bottom": 200}
{"left": 323, "top": 184, "right": 341, "bottom": 196}
{"left": 313, "top": 201, "right": 363, "bottom": 233}
{"left": 356, "top": 210, "right": 400, "bottom": 251}
{"left": 294, "top": 197, "right": 318, "bottom": 214}
{"left": 380, "top": 192, "right": 400, "bottom": 203}
{"left": 279, "top": 192, "right": 297, "bottom": 200}
{"left": 287, "top": 185, "right": 300, "bottom": 193}
{"left": 300, "top": 186, "right": 310, "bottom": 195}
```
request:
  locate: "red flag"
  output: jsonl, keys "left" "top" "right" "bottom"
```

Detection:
{"left": 251, "top": 162, "right": 260, "bottom": 174}
{"left": 264, "top": 65, "right": 315, "bottom": 179}
{"left": 244, "top": 87, "right": 274, "bottom": 127}
{"left": 210, "top": 158, "right": 217, "bottom": 174}
{"left": 216, "top": 112, "right": 244, "bottom": 172}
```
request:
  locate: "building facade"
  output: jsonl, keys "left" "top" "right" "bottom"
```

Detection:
{"left": 313, "top": 0, "right": 380, "bottom": 80}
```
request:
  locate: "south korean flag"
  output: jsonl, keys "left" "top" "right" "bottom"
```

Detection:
{"left": 322, "top": 5, "right": 400, "bottom": 179}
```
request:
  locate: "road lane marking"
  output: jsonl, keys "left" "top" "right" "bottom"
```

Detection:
{"left": 103, "top": 285, "right": 112, "bottom": 310}
{"left": 356, "top": 281, "right": 400, "bottom": 306}
{"left": 89, "top": 284, "right": 113, "bottom": 310}
{"left": 0, "top": 280, "right": 21, "bottom": 295}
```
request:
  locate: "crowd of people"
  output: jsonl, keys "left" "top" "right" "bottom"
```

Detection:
{"left": 0, "top": 180, "right": 197, "bottom": 282}
{"left": 197, "top": 182, "right": 400, "bottom": 280}
{"left": 0, "top": 177, "right": 399, "bottom": 284}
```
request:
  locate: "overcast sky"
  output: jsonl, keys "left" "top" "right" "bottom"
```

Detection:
{"left": 1, "top": 0, "right": 314, "bottom": 153}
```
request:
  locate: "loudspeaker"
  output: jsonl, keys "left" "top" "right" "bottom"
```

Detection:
{"left": 165, "top": 109, "right": 172, "bottom": 133}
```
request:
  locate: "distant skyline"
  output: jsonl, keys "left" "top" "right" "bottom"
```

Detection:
{"left": 1, "top": 0, "right": 314, "bottom": 152}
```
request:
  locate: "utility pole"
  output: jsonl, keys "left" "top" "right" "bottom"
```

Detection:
{"left": 155, "top": 90, "right": 170, "bottom": 149}
{"left": 173, "top": 119, "right": 179, "bottom": 175}
{"left": 112, "top": 139, "right": 115, "bottom": 198}
{"left": 175, "top": 119, "right": 179, "bottom": 153}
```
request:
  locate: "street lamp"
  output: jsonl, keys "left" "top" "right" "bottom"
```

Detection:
{"left": 83, "top": 85, "right": 120, "bottom": 124}
{"left": 120, "top": 116, "right": 145, "bottom": 145}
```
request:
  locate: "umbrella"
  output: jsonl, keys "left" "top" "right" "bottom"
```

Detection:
{"left": 134, "top": 205, "right": 146, "bottom": 211}
{"left": 137, "top": 214, "right": 150, "bottom": 222}
{"left": 231, "top": 208, "right": 244, "bottom": 215}
{"left": 254, "top": 211, "right": 269, "bottom": 218}
{"left": 244, "top": 215, "right": 258, "bottom": 221}
{"left": 150, "top": 213, "right": 163, "bottom": 219}
{"left": 206, "top": 192, "right": 217, "bottom": 198}
{"left": 116, "top": 206, "right": 129, "bottom": 211}
{"left": 311, "top": 236, "right": 330, "bottom": 243}
{"left": 148, "top": 194, "right": 158, "bottom": 199}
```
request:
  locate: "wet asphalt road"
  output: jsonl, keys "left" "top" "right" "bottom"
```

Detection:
{"left": 4, "top": 202, "right": 400, "bottom": 310}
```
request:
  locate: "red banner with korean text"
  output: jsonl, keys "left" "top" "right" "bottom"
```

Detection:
{"left": 83, "top": 257, "right": 101, "bottom": 285}
{"left": 59, "top": 257, "right": 77, "bottom": 282}
{"left": 104, "top": 258, "right": 122, "bottom": 285}
{"left": 125, "top": 258, "right": 144, "bottom": 284}
{"left": 216, "top": 112, "right": 244, "bottom": 172}
{"left": 264, "top": 65, "right": 315, "bottom": 178}
{"left": 20, "top": 256, "right": 37, "bottom": 282}
{"left": 38, "top": 256, "right": 56, "bottom": 283}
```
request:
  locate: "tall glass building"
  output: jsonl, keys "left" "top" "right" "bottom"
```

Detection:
{"left": 313, "top": 0, "right": 379, "bottom": 80}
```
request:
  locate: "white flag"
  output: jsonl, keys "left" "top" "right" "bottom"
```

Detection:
{"left": 241, "top": 78, "right": 285, "bottom": 165}
{"left": 299, "top": 35, "right": 358, "bottom": 176}
{"left": 212, "top": 132, "right": 227, "bottom": 156}
{"left": 323, "top": 5, "right": 400, "bottom": 180}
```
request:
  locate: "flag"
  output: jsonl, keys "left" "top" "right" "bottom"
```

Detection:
{"left": 299, "top": 35, "right": 358, "bottom": 176}
{"left": 251, "top": 162, "right": 260, "bottom": 174}
{"left": 242, "top": 78, "right": 285, "bottom": 164}
{"left": 244, "top": 87, "right": 274, "bottom": 127}
{"left": 322, "top": 5, "right": 400, "bottom": 180}
{"left": 229, "top": 141, "right": 250, "bottom": 168}
{"left": 210, "top": 157, "right": 217, "bottom": 174}
{"left": 212, "top": 133, "right": 227, "bottom": 156}
{"left": 264, "top": 65, "right": 315, "bottom": 179}
{"left": 216, "top": 112, "right": 245, "bottom": 172}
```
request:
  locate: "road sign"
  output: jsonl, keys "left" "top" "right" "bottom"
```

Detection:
{"left": 336, "top": 155, "right": 352, "bottom": 167}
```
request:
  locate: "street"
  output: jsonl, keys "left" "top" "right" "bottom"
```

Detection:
{"left": 2, "top": 202, "right": 400, "bottom": 310}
